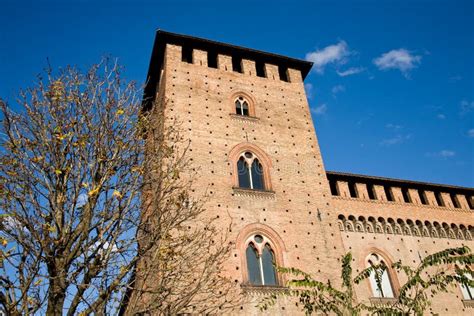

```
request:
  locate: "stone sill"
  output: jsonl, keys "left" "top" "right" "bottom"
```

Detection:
{"left": 369, "top": 297, "right": 398, "bottom": 306}
{"left": 229, "top": 113, "right": 260, "bottom": 123}
{"left": 462, "top": 299, "right": 474, "bottom": 308}
{"left": 232, "top": 187, "right": 276, "bottom": 199}
{"left": 241, "top": 284, "right": 287, "bottom": 295}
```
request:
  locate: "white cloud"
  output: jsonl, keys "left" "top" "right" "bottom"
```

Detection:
{"left": 311, "top": 103, "right": 327, "bottom": 115}
{"left": 88, "top": 241, "right": 119, "bottom": 258}
{"left": 468, "top": 129, "right": 474, "bottom": 138}
{"left": 2, "top": 216, "right": 29, "bottom": 234}
{"left": 460, "top": 100, "right": 474, "bottom": 114}
{"left": 380, "top": 134, "right": 411, "bottom": 146}
{"left": 305, "top": 83, "right": 314, "bottom": 99}
{"left": 386, "top": 123, "right": 403, "bottom": 130}
{"left": 356, "top": 113, "right": 374, "bottom": 127}
{"left": 373, "top": 49, "right": 421, "bottom": 76}
{"left": 331, "top": 84, "right": 345, "bottom": 95}
{"left": 76, "top": 193, "right": 88, "bottom": 209}
{"left": 305, "top": 41, "right": 351, "bottom": 73}
{"left": 439, "top": 150, "right": 455, "bottom": 158}
{"left": 426, "top": 150, "right": 456, "bottom": 158}
{"left": 437, "top": 114, "right": 446, "bottom": 120}
{"left": 337, "top": 67, "right": 365, "bottom": 77}
{"left": 449, "top": 75, "right": 462, "bottom": 82}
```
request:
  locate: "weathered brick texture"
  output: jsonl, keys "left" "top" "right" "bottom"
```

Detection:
{"left": 144, "top": 32, "right": 474, "bottom": 315}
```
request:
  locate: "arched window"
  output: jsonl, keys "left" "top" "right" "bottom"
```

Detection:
{"left": 235, "top": 96, "right": 249, "bottom": 116}
{"left": 237, "top": 152, "right": 264, "bottom": 190}
{"left": 245, "top": 234, "right": 277, "bottom": 286}
{"left": 460, "top": 273, "right": 474, "bottom": 300}
{"left": 367, "top": 253, "right": 395, "bottom": 298}
{"left": 229, "top": 143, "right": 272, "bottom": 191}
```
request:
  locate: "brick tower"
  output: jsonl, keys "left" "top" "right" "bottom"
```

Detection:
{"left": 142, "top": 31, "right": 474, "bottom": 315}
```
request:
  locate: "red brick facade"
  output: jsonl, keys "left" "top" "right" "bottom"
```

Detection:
{"left": 143, "top": 31, "right": 474, "bottom": 315}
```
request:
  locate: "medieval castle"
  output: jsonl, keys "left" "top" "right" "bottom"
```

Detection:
{"left": 142, "top": 30, "right": 474, "bottom": 315}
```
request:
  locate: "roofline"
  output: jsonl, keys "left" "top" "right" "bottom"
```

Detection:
{"left": 326, "top": 171, "right": 474, "bottom": 194}
{"left": 155, "top": 30, "right": 314, "bottom": 70}
{"left": 142, "top": 29, "right": 314, "bottom": 111}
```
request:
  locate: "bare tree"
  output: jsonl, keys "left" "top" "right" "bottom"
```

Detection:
{"left": 122, "top": 69, "right": 240, "bottom": 315}
{"left": 0, "top": 58, "right": 239, "bottom": 315}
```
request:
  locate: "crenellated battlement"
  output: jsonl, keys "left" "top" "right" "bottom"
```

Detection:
{"left": 138, "top": 30, "right": 474, "bottom": 315}
{"left": 142, "top": 30, "right": 312, "bottom": 111}
{"left": 327, "top": 171, "right": 474, "bottom": 211}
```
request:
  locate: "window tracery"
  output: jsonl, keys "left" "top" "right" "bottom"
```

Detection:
{"left": 235, "top": 96, "right": 249, "bottom": 116}
{"left": 245, "top": 234, "right": 278, "bottom": 286}
{"left": 367, "top": 253, "right": 395, "bottom": 298}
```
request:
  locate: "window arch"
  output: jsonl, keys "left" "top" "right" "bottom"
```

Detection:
{"left": 235, "top": 96, "right": 249, "bottom": 116}
{"left": 237, "top": 152, "right": 264, "bottom": 190}
{"left": 229, "top": 92, "right": 256, "bottom": 117}
{"left": 229, "top": 143, "right": 272, "bottom": 191}
{"left": 236, "top": 223, "right": 285, "bottom": 287}
{"left": 460, "top": 272, "right": 474, "bottom": 300}
{"left": 245, "top": 234, "right": 278, "bottom": 286}
{"left": 366, "top": 253, "right": 395, "bottom": 298}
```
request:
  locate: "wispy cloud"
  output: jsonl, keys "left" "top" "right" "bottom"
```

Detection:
{"left": 468, "top": 129, "right": 474, "bottom": 138}
{"left": 305, "top": 83, "right": 314, "bottom": 99}
{"left": 460, "top": 99, "right": 474, "bottom": 115}
{"left": 380, "top": 134, "right": 411, "bottom": 146}
{"left": 356, "top": 113, "right": 374, "bottom": 127}
{"left": 439, "top": 150, "right": 455, "bottom": 158}
{"left": 305, "top": 41, "right": 351, "bottom": 73}
{"left": 386, "top": 123, "right": 403, "bottom": 130}
{"left": 331, "top": 84, "right": 345, "bottom": 95}
{"left": 449, "top": 75, "right": 462, "bottom": 82}
{"left": 437, "top": 114, "right": 446, "bottom": 120}
{"left": 311, "top": 103, "right": 327, "bottom": 115}
{"left": 373, "top": 49, "right": 421, "bottom": 77}
{"left": 426, "top": 150, "right": 456, "bottom": 158}
{"left": 336, "top": 67, "right": 365, "bottom": 77}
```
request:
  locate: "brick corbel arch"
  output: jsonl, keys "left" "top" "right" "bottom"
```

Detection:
{"left": 236, "top": 223, "right": 286, "bottom": 286}
{"left": 229, "top": 142, "right": 273, "bottom": 191}
{"left": 359, "top": 246, "right": 401, "bottom": 297}
{"left": 229, "top": 91, "right": 257, "bottom": 117}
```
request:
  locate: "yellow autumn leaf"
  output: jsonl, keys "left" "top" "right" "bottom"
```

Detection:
{"left": 31, "top": 156, "right": 44, "bottom": 163}
{"left": 112, "top": 190, "right": 123, "bottom": 199}
{"left": 131, "top": 166, "right": 142, "bottom": 174}
{"left": 1, "top": 238, "right": 7, "bottom": 247}
{"left": 34, "top": 279, "right": 42, "bottom": 286}
{"left": 88, "top": 187, "right": 100, "bottom": 196}
{"left": 55, "top": 169, "right": 62, "bottom": 175}
{"left": 57, "top": 135, "right": 67, "bottom": 141}
{"left": 116, "top": 109, "right": 125, "bottom": 115}
{"left": 82, "top": 183, "right": 89, "bottom": 188}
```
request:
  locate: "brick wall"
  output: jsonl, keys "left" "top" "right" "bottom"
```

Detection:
{"left": 146, "top": 36, "right": 474, "bottom": 315}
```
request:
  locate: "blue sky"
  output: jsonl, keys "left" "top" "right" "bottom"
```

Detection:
{"left": 1, "top": 0, "right": 473, "bottom": 187}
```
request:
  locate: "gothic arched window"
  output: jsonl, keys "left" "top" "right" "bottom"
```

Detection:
{"left": 460, "top": 273, "right": 474, "bottom": 300}
{"left": 230, "top": 143, "right": 272, "bottom": 191}
{"left": 235, "top": 96, "right": 249, "bottom": 116}
{"left": 237, "top": 152, "right": 264, "bottom": 190}
{"left": 245, "top": 234, "right": 277, "bottom": 286}
{"left": 367, "top": 253, "right": 395, "bottom": 298}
